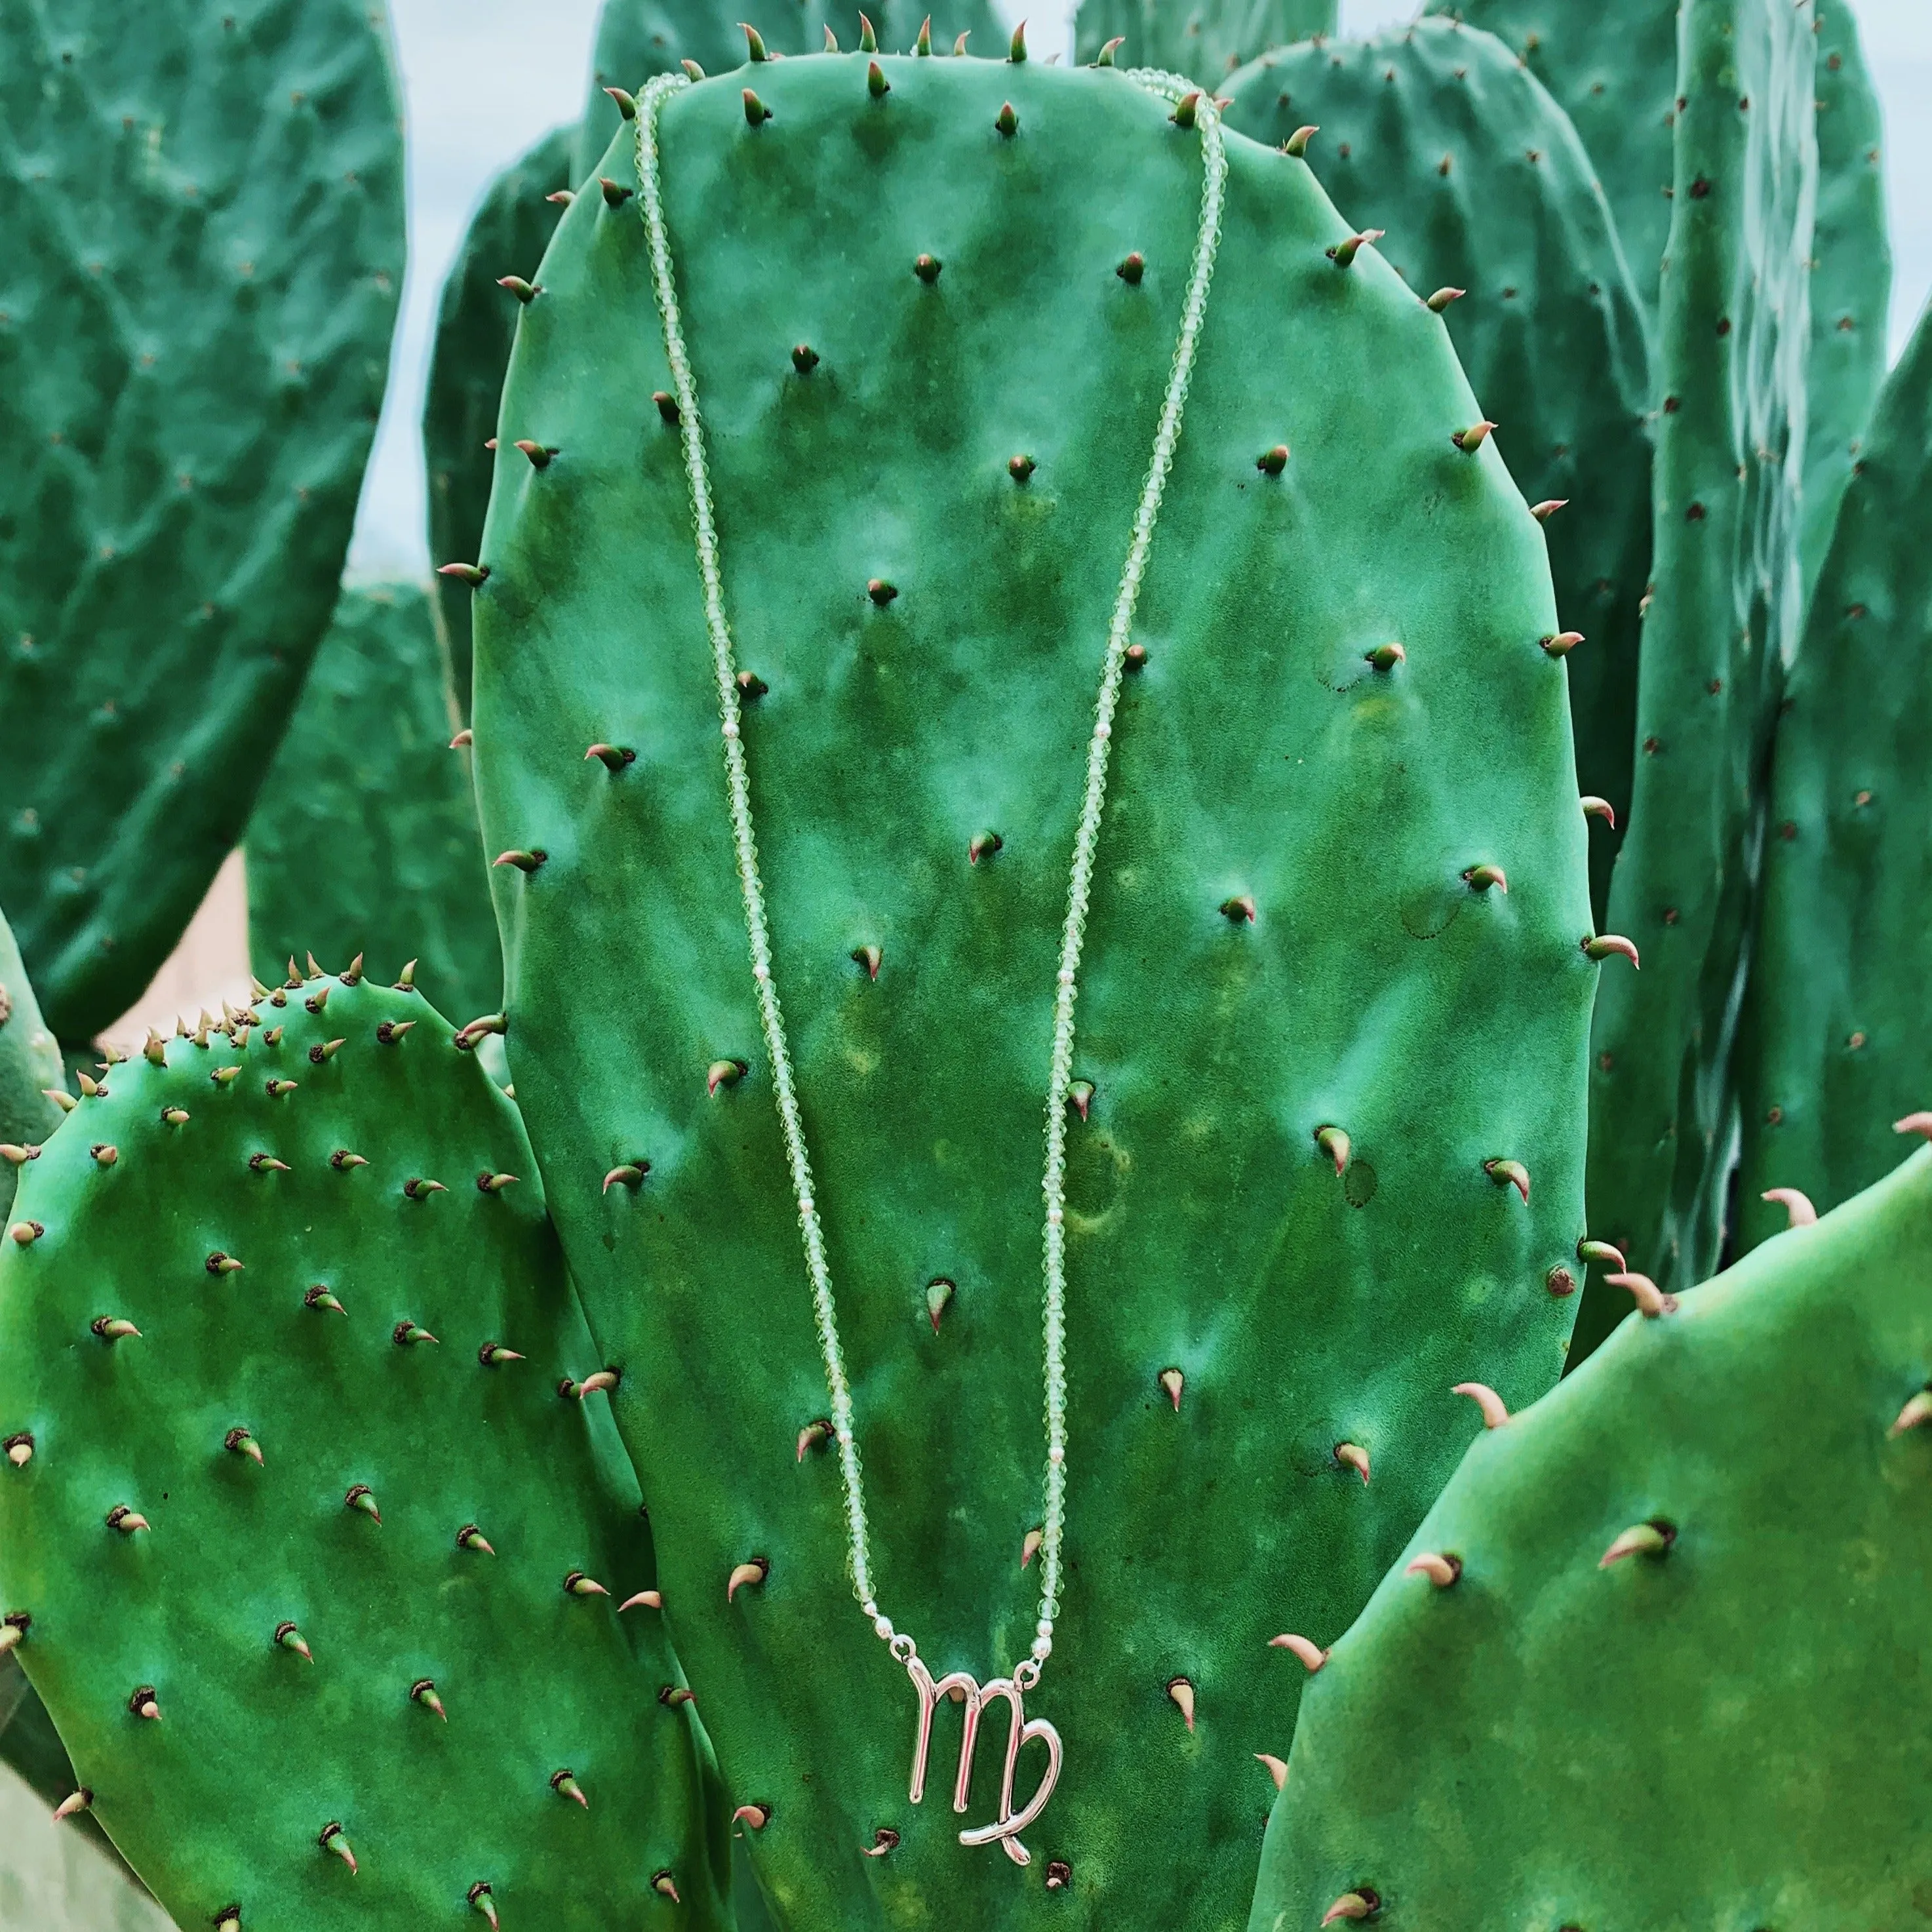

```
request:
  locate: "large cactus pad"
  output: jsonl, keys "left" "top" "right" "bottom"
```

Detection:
{"left": 0, "top": 972, "right": 728, "bottom": 1931}
{"left": 0, "top": 1, "right": 406, "bottom": 1042}
{"left": 1250, "top": 1143, "right": 1932, "bottom": 1929}
{"left": 470, "top": 55, "right": 1596, "bottom": 1932}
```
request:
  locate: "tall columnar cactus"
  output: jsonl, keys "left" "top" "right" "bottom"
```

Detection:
{"left": 0, "top": 1, "right": 406, "bottom": 1044}
{"left": 245, "top": 586, "right": 503, "bottom": 1027}
{"left": 1418, "top": 0, "right": 1681, "bottom": 319}
{"left": 1072, "top": 0, "right": 1336, "bottom": 88}
{"left": 425, "top": 128, "right": 575, "bottom": 722}
{"left": 1219, "top": 18, "right": 1651, "bottom": 926}
{"left": 1796, "top": 0, "right": 1890, "bottom": 599}
{"left": 1247, "top": 1141, "right": 1932, "bottom": 1929}
{"left": 1570, "top": 0, "right": 1815, "bottom": 1356}
{"left": 1731, "top": 303, "right": 1932, "bottom": 1256}
{"left": 0, "top": 971, "right": 730, "bottom": 1931}
{"left": 465, "top": 54, "right": 1600, "bottom": 1932}
{"left": 572, "top": 0, "right": 1006, "bottom": 178}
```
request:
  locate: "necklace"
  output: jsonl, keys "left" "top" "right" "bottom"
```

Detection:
{"left": 633, "top": 62, "right": 1227, "bottom": 1866}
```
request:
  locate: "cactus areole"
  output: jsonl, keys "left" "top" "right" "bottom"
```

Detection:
{"left": 471, "top": 48, "right": 1593, "bottom": 1932}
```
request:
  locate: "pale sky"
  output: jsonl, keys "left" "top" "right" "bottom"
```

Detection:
{"left": 349, "top": 0, "right": 1932, "bottom": 576}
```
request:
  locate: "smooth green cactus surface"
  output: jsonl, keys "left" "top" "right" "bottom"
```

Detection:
{"left": 1572, "top": 0, "right": 1815, "bottom": 1358}
{"left": 1249, "top": 1143, "right": 1932, "bottom": 1929}
{"left": 471, "top": 56, "right": 1597, "bottom": 1932}
{"left": 0, "top": 906, "right": 64, "bottom": 1222}
{"left": 0, "top": 972, "right": 729, "bottom": 1931}
{"left": 1073, "top": 0, "right": 1337, "bottom": 89}
{"left": 426, "top": 128, "right": 575, "bottom": 720}
{"left": 1419, "top": 0, "right": 1680, "bottom": 319}
{"left": 1219, "top": 18, "right": 1651, "bottom": 925}
{"left": 1731, "top": 303, "right": 1932, "bottom": 1256}
{"left": 1798, "top": 0, "right": 1891, "bottom": 599}
{"left": 246, "top": 585, "right": 502, "bottom": 1027}
{"left": 573, "top": 0, "right": 1007, "bottom": 180}
{"left": 0, "top": 1, "right": 406, "bottom": 1045}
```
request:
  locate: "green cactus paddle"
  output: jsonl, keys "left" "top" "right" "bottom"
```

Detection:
{"left": 1571, "top": 0, "right": 1815, "bottom": 1355}
{"left": 1249, "top": 1138, "right": 1932, "bottom": 1929}
{"left": 0, "top": 0, "right": 406, "bottom": 1044}
{"left": 245, "top": 585, "right": 502, "bottom": 1027}
{"left": 467, "top": 53, "right": 1598, "bottom": 1932}
{"left": 0, "top": 970, "right": 730, "bottom": 1931}
{"left": 1417, "top": 0, "right": 1680, "bottom": 319}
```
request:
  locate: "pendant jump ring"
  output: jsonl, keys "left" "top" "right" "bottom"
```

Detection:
{"left": 890, "top": 1632, "right": 917, "bottom": 1663}
{"left": 1014, "top": 1659, "right": 1042, "bottom": 1691}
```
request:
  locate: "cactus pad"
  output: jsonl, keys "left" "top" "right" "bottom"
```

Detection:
{"left": 1419, "top": 0, "right": 1679, "bottom": 316}
{"left": 1219, "top": 18, "right": 1651, "bottom": 925}
{"left": 0, "top": 906, "right": 64, "bottom": 1221}
{"left": 0, "top": 972, "right": 728, "bottom": 1930}
{"left": 1731, "top": 302, "right": 1932, "bottom": 1253}
{"left": 1073, "top": 0, "right": 1337, "bottom": 88}
{"left": 471, "top": 54, "right": 1596, "bottom": 1932}
{"left": 1573, "top": 0, "right": 1815, "bottom": 1352}
{"left": 1249, "top": 1141, "right": 1932, "bottom": 1929}
{"left": 425, "top": 128, "right": 574, "bottom": 720}
{"left": 246, "top": 585, "right": 502, "bottom": 1026}
{"left": 1796, "top": 0, "right": 1890, "bottom": 598}
{"left": 0, "top": 0, "right": 406, "bottom": 1043}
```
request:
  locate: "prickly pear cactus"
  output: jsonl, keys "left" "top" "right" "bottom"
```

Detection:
{"left": 1730, "top": 304, "right": 1932, "bottom": 1256}
{"left": 1073, "top": 0, "right": 1337, "bottom": 88}
{"left": 246, "top": 585, "right": 502, "bottom": 1026}
{"left": 0, "top": 970, "right": 730, "bottom": 1931}
{"left": 1249, "top": 1141, "right": 1932, "bottom": 1929}
{"left": 1570, "top": 0, "right": 1815, "bottom": 1358}
{"left": 469, "top": 54, "right": 1598, "bottom": 1932}
{"left": 1219, "top": 18, "right": 1651, "bottom": 926}
{"left": 0, "top": 1, "right": 407, "bottom": 1044}
{"left": 0, "top": 903, "right": 114, "bottom": 1874}
{"left": 1419, "top": 0, "right": 1680, "bottom": 316}
{"left": 1797, "top": 0, "right": 1890, "bottom": 599}
{"left": 426, "top": 128, "right": 575, "bottom": 722}
{"left": 573, "top": 0, "right": 1008, "bottom": 179}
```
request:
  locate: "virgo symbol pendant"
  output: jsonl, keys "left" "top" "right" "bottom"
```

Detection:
{"left": 903, "top": 1656, "right": 1063, "bottom": 1865}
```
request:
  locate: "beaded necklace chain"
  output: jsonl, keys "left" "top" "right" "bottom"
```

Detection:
{"left": 633, "top": 62, "right": 1226, "bottom": 1864}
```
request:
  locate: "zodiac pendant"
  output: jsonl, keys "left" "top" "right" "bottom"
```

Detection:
{"left": 903, "top": 1655, "right": 1063, "bottom": 1865}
